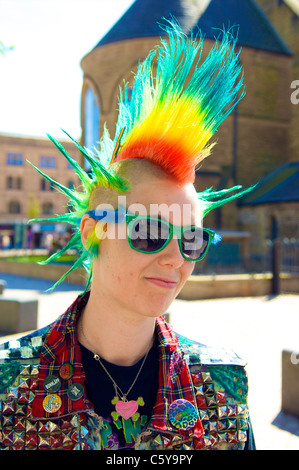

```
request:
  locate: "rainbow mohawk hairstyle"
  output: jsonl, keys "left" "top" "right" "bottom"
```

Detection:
{"left": 112, "top": 21, "right": 245, "bottom": 184}
{"left": 28, "top": 21, "right": 254, "bottom": 291}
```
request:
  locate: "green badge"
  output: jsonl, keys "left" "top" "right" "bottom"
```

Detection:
{"left": 43, "top": 375, "right": 61, "bottom": 393}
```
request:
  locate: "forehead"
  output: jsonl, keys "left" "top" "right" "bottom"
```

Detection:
{"left": 126, "top": 178, "right": 203, "bottom": 226}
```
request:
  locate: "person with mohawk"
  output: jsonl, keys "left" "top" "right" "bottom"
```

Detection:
{"left": 0, "top": 22, "right": 255, "bottom": 451}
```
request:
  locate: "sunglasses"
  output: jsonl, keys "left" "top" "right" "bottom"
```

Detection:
{"left": 85, "top": 209, "right": 216, "bottom": 262}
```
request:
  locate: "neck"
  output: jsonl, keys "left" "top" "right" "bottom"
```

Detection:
{"left": 78, "top": 287, "right": 156, "bottom": 367}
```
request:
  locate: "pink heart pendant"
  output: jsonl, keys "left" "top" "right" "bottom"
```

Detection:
{"left": 115, "top": 399, "right": 138, "bottom": 420}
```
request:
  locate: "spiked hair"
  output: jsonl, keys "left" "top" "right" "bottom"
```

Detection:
{"left": 28, "top": 132, "right": 130, "bottom": 290}
{"left": 29, "top": 22, "right": 253, "bottom": 291}
{"left": 113, "top": 22, "right": 244, "bottom": 183}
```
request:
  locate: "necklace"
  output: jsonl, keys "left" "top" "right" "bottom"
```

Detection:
{"left": 79, "top": 318, "right": 148, "bottom": 421}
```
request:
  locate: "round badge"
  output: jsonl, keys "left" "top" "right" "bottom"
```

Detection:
{"left": 67, "top": 383, "right": 84, "bottom": 401}
{"left": 59, "top": 363, "right": 74, "bottom": 380}
{"left": 43, "top": 394, "right": 62, "bottom": 414}
{"left": 169, "top": 399, "right": 198, "bottom": 430}
{"left": 43, "top": 375, "right": 61, "bottom": 393}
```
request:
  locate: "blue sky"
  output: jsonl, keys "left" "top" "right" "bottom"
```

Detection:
{"left": 0, "top": 0, "right": 134, "bottom": 139}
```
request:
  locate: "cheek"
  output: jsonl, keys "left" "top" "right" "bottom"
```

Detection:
{"left": 99, "top": 239, "right": 143, "bottom": 283}
{"left": 116, "top": 270, "right": 135, "bottom": 285}
{"left": 181, "top": 261, "right": 195, "bottom": 283}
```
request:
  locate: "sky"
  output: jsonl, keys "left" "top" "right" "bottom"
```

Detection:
{"left": 0, "top": 0, "right": 134, "bottom": 139}
{"left": 1, "top": 0, "right": 298, "bottom": 141}
{"left": 285, "top": 0, "right": 299, "bottom": 15}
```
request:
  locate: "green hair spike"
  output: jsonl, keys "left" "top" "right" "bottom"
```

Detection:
{"left": 198, "top": 185, "right": 256, "bottom": 217}
{"left": 27, "top": 132, "right": 129, "bottom": 291}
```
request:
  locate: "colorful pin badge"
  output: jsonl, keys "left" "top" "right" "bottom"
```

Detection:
{"left": 43, "top": 375, "right": 61, "bottom": 393}
{"left": 169, "top": 399, "right": 198, "bottom": 430}
{"left": 67, "top": 383, "right": 84, "bottom": 401}
{"left": 59, "top": 363, "right": 74, "bottom": 380}
{"left": 43, "top": 394, "right": 62, "bottom": 414}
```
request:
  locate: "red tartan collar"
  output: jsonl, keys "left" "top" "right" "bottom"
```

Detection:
{"left": 30, "top": 292, "right": 203, "bottom": 439}
{"left": 36, "top": 290, "right": 184, "bottom": 366}
{"left": 38, "top": 291, "right": 181, "bottom": 356}
{"left": 151, "top": 317, "right": 203, "bottom": 439}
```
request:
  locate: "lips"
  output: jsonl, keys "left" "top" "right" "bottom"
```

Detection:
{"left": 145, "top": 277, "right": 178, "bottom": 289}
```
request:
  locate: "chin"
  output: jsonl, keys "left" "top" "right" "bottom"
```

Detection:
{"left": 148, "top": 299, "right": 174, "bottom": 319}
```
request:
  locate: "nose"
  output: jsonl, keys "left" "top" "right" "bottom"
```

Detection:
{"left": 158, "top": 236, "right": 185, "bottom": 268}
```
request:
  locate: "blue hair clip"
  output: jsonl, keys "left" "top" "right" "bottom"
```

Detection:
{"left": 211, "top": 232, "right": 222, "bottom": 245}
{"left": 85, "top": 206, "right": 126, "bottom": 223}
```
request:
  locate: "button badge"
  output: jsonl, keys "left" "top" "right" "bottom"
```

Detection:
{"left": 59, "top": 363, "right": 74, "bottom": 380}
{"left": 169, "top": 399, "right": 198, "bottom": 430}
{"left": 67, "top": 383, "right": 84, "bottom": 401}
{"left": 43, "top": 375, "right": 61, "bottom": 393}
{"left": 43, "top": 394, "right": 62, "bottom": 414}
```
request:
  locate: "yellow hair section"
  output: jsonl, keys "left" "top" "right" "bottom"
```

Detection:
{"left": 125, "top": 95, "right": 214, "bottom": 158}
{"left": 116, "top": 96, "right": 215, "bottom": 182}
{"left": 84, "top": 222, "right": 107, "bottom": 258}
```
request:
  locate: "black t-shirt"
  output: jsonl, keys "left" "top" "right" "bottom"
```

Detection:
{"left": 79, "top": 336, "right": 159, "bottom": 449}
{"left": 80, "top": 336, "right": 256, "bottom": 450}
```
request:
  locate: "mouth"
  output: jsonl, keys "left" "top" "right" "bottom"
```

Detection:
{"left": 145, "top": 277, "right": 178, "bottom": 289}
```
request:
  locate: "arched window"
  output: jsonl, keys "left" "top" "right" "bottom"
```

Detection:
{"left": 84, "top": 87, "right": 99, "bottom": 168}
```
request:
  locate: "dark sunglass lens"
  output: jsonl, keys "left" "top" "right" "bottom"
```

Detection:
{"left": 130, "top": 218, "right": 170, "bottom": 252}
{"left": 181, "top": 228, "right": 209, "bottom": 260}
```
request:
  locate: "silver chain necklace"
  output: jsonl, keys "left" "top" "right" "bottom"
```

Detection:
{"left": 79, "top": 318, "right": 149, "bottom": 420}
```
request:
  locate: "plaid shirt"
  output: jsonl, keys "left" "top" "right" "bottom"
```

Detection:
{"left": 30, "top": 292, "right": 204, "bottom": 441}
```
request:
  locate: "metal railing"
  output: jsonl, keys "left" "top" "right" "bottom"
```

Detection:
{"left": 281, "top": 238, "right": 299, "bottom": 274}
{"left": 194, "top": 238, "right": 299, "bottom": 275}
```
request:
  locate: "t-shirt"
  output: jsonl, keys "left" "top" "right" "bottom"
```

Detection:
{"left": 80, "top": 337, "right": 256, "bottom": 451}
{"left": 79, "top": 336, "right": 159, "bottom": 449}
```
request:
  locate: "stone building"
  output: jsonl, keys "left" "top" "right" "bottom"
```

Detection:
{"left": 238, "top": 161, "right": 299, "bottom": 262}
{"left": 256, "top": 0, "right": 299, "bottom": 160}
{"left": 235, "top": 1, "right": 299, "bottom": 260}
{"left": 0, "top": 133, "right": 79, "bottom": 249}
{"left": 79, "top": 0, "right": 295, "bottom": 269}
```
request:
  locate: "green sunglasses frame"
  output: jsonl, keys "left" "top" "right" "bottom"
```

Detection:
{"left": 85, "top": 209, "right": 216, "bottom": 262}
{"left": 125, "top": 214, "right": 215, "bottom": 262}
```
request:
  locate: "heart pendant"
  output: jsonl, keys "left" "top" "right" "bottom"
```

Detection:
{"left": 115, "top": 399, "right": 138, "bottom": 420}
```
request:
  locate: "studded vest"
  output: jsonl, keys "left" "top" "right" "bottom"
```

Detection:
{"left": 0, "top": 295, "right": 251, "bottom": 451}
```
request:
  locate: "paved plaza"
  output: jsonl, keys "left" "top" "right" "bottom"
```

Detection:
{"left": 0, "top": 272, "right": 299, "bottom": 450}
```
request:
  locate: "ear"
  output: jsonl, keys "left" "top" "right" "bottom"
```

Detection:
{"left": 80, "top": 214, "right": 96, "bottom": 247}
